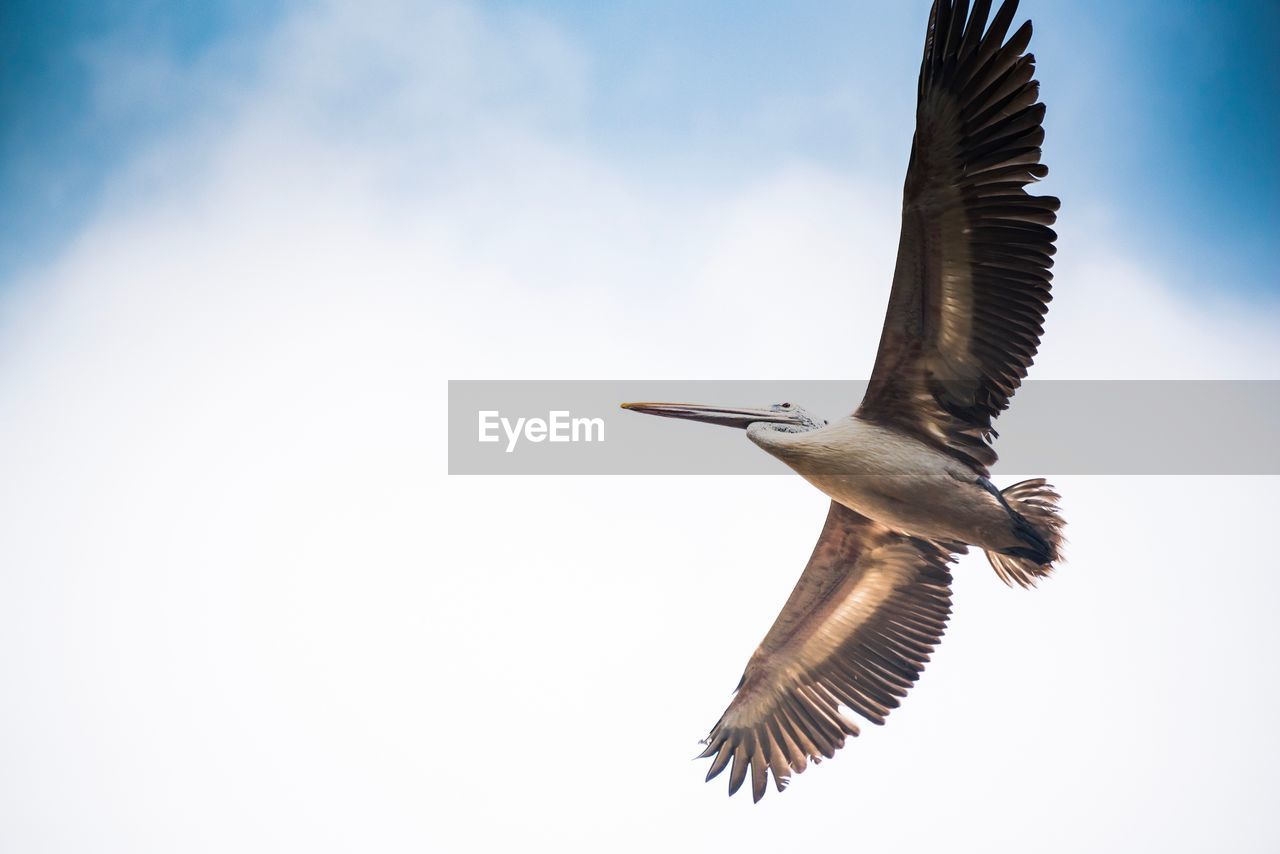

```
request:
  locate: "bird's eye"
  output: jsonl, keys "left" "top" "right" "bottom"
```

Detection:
{"left": 781, "top": 402, "right": 792, "bottom": 409}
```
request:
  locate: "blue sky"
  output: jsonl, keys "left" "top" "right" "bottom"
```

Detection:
{"left": 2, "top": 0, "right": 1277, "bottom": 292}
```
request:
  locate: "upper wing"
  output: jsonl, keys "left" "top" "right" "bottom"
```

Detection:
{"left": 857, "top": 0, "right": 1058, "bottom": 473}
{"left": 699, "top": 502, "right": 957, "bottom": 801}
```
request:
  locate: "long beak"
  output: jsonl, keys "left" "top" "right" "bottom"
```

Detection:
{"left": 620, "top": 401, "right": 800, "bottom": 430}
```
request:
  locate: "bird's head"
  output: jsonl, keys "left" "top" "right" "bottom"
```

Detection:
{"left": 620, "top": 400, "right": 826, "bottom": 435}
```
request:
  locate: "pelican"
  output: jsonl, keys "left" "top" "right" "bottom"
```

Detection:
{"left": 623, "top": 0, "right": 1065, "bottom": 801}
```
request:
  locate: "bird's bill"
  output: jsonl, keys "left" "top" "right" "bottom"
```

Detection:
{"left": 620, "top": 401, "right": 802, "bottom": 430}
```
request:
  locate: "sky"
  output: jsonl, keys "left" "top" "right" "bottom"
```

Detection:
{"left": 0, "top": 2, "right": 1278, "bottom": 852}
{"left": 3, "top": 0, "right": 1279, "bottom": 293}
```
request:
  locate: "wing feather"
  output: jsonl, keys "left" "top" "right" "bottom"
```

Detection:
{"left": 858, "top": 0, "right": 1057, "bottom": 473}
{"left": 700, "top": 502, "right": 958, "bottom": 800}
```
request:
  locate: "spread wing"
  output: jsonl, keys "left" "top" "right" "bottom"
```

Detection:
{"left": 857, "top": 0, "right": 1058, "bottom": 474}
{"left": 699, "top": 502, "right": 957, "bottom": 801}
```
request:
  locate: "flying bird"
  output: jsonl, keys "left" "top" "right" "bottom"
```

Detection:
{"left": 622, "top": 0, "right": 1065, "bottom": 802}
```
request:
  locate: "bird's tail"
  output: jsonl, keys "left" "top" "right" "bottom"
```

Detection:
{"left": 985, "top": 479, "right": 1066, "bottom": 589}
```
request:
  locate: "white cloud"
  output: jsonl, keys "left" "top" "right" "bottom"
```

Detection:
{"left": 1, "top": 1, "right": 1276, "bottom": 852}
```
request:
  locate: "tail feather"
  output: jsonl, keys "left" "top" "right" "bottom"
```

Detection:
{"left": 986, "top": 479, "right": 1066, "bottom": 589}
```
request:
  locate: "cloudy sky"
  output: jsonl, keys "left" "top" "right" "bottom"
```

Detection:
{"left": 1, "top": 1, "right": 1278, "bottom": 852}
